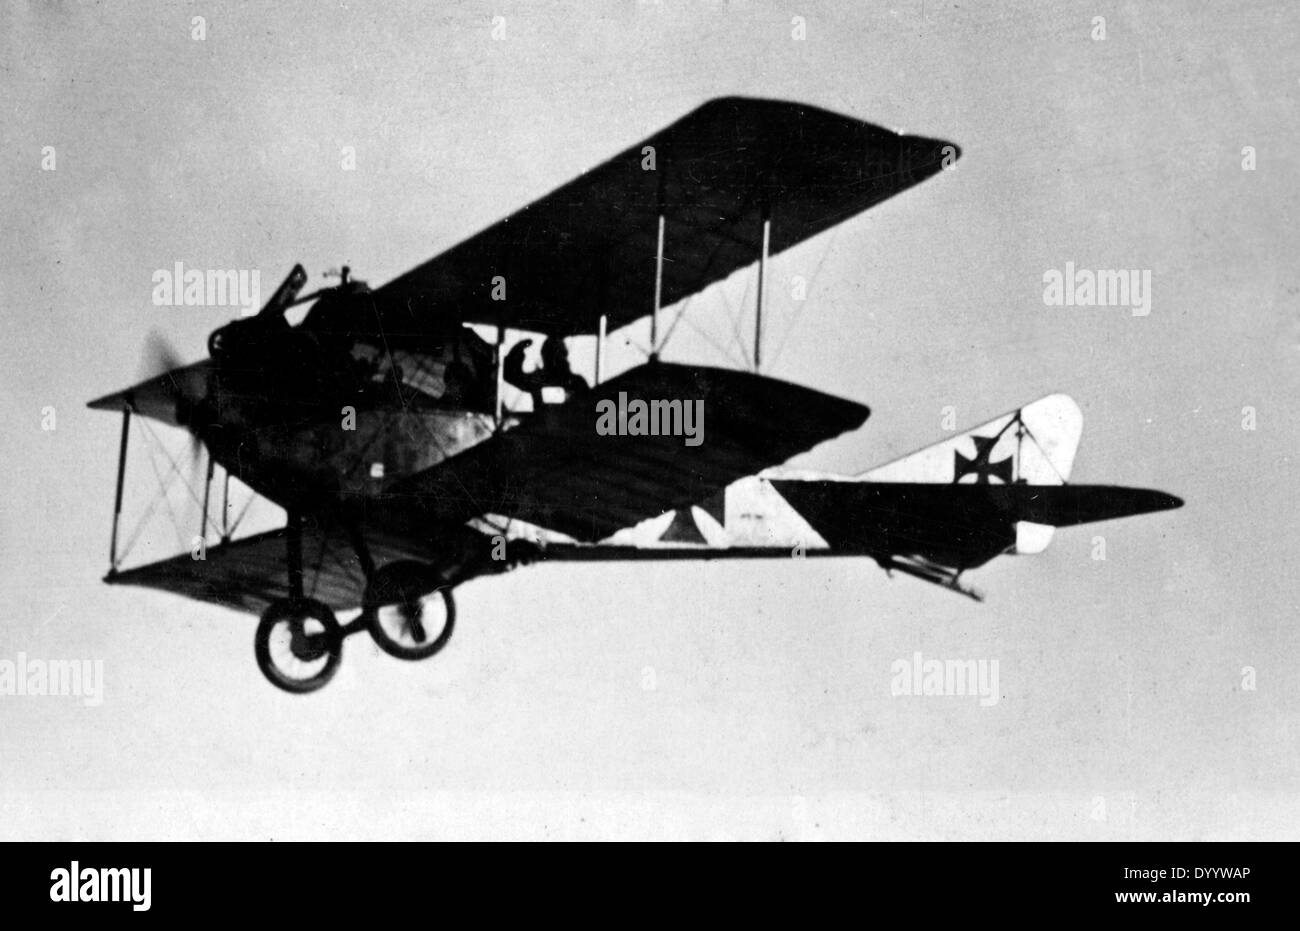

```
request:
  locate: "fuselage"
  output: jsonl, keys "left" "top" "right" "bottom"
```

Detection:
{"left": 197, "top": 309, "right": 498, "bottom": 514}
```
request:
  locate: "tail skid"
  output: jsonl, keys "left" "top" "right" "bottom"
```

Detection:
{"left": 878, "top": 555, "right": 985, "bottom": 602}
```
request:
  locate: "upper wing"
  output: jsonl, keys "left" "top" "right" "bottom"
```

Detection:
{"left": 369, "top": 96, "right": 959, "bottom": 338}
{"left": 378, "top": 362, "right": 869, "bottom": 542}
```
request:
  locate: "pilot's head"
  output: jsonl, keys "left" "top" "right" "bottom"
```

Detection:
{"left": 541, "top": 337, "right": 568, "bottom": 367}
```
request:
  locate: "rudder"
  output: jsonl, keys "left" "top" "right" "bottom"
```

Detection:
{"left": 858, "top": 394, "right": 1084, "bottom": 553}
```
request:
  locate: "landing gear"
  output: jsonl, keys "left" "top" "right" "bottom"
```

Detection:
{"left": 363, "top": 560, "right": 456, "bottom": 661}
{"left": 254, "top": 511, "right": 346, "bottom": 694}
{"left": 254, "top": 598, "right": 343, "bottom": 693}
{"left": 252, "top": 514, "right": 476, "bottom": 692}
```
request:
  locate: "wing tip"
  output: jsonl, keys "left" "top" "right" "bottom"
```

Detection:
{"left": 1154, "top": 490, "right": 1185, "bottom": 512}
{"left": 87, "top": 391, "right": 130, "bottom": 412}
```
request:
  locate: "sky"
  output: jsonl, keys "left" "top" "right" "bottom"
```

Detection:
{"left": 1, "top": 0, "right": 1298, "bottom": 840}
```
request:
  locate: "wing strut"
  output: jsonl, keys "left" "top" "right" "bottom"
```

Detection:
{"left": 200, "top": 453, "right": 215, "bottom": 546}
{"left": 221, "top": 468, "right": 231, "bottom": 543}
{"left": 753, "top": 205, "right": 770, "bottom": 371}
{"left": 594, "top": 313, "right": 607, "bottom": 384}
{"left": 494, "top": 318, "right": 506, "bottom": 428}
{"left": 108, "top": 407, "right": 131, "bottom": 575}
{"left": 649, "top": 212, "right": 665, "bottom": 359}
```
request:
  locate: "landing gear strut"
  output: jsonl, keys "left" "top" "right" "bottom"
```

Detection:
{"left": 254, "top": 512, "right": 347, "bottom": 693}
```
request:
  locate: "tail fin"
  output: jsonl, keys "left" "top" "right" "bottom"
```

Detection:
{"left": 860, "top": 394, "right": 1084, "bottom": 553}
{"left": 860, "top": 394, "right": 1083, "bottom": 484}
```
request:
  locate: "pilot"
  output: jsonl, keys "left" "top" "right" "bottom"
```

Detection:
{"left": 503, "top": 336, "right": 588, "bottom": 410}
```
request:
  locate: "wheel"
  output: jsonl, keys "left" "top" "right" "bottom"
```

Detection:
{"left": 254, "top": 598, "right": 343, "bottom": 693}
{"left": 364, "top": 561, "right": 456, "bottom": 661}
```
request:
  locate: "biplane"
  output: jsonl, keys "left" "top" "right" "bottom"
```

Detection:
{"left": 88, "top": 97, "right": 1182, "bottom": 693}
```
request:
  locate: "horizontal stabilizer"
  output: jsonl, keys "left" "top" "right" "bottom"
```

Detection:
{"left": 770, "top": 481, "right": 1182, "bottom": 567}
{"left": 986, "top": 483, "right": 1184, "bottom": 527}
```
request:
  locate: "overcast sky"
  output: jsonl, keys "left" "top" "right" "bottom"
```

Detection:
{"left": 2, "top": 0, "right": 1297, "bottom": 839}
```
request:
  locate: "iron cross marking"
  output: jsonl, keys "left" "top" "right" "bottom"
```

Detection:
{"left": 953, "top": 434, "right": 1014, "bottom": 484}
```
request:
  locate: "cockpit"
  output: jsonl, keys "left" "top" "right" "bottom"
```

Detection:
{"left": 207, "top": 264, "right": 498, "bottom": 415}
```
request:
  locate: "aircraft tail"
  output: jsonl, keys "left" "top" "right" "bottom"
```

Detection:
{"left": 858, "top": 394, "right": 1084, "bottom": 554}
{"left": 764, "top": 393, "right": 1179, "bottom": 595}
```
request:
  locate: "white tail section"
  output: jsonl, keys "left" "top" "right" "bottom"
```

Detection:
{"left": 859, "top": 394, "right": 1084, "bottom": 554}
{"left": 607, "top": 395, "right": 1083, "bottom": 555}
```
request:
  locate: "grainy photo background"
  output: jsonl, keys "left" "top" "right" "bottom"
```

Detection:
{"left": 2, "top": 0, "right": 1297, "bottom": 840}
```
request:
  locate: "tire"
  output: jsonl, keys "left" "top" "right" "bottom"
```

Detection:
{"left": 364, "top": 561, "right": 456, "bottom": 661}
{"left": 254, "top": 598, "right": 343, "bottom": 694}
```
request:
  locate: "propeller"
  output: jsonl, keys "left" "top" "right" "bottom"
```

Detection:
{"left": 141, "top": 328, "right": 204, "bottom": 464}
{"left": 141, "top": 328, "right": 184, "bottom": 381}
